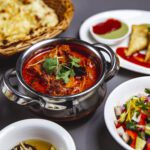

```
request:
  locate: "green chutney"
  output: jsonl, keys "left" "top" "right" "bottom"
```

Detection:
{"left": 98, "top": 22, "right": 129, "bottom": 39}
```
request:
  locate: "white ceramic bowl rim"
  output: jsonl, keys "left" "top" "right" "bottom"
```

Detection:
{"left": 0, "top": 119, "right": 76, "bottom": 150}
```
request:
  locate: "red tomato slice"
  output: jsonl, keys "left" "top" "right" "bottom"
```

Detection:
{"left": 139, "top": 112, "right": 147, "bottom": 125}
{"left": 126, "top": 130, "right": 138, "bottom": 148}
{"left": 146, "top": 143, "right": 150, "bottom": 150}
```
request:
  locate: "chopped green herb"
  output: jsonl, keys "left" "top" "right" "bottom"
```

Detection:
{"left": 145, "top": 88, "right": 150, "bottom": 94}
{"left": 56, "top": 70, "right": 71, "bottom": 84}
{"left": 70, "top": 56, "right": 80, "bottom": 67}
{"left": 70, "top": 69, "right": 75, "bottom": 77}
{"left": 43, "top": 58, "right": 57, "bottom": 73}
{"left": 43, "top": 56, "right": 81, "bottom": 83}
{"left": 136, "top": 100, "right": 149, "bottom": 110}
{"left": 56, "top": 66, "right": 75, "bottom": 84}
{"left": 126, "top": 121, "right": 137, "bottom": 131}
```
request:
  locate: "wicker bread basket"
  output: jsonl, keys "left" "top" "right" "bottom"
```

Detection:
{"left": 0, "top": 0, "right": 74, "bottom": 56}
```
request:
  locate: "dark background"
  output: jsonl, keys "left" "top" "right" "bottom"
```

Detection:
{"left": 0, "top": 0, "right": 149, "bottom": 149}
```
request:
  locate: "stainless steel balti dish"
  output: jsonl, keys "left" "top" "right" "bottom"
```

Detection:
{"left": 1, "top": 38, "right": 119, "bottom": 121}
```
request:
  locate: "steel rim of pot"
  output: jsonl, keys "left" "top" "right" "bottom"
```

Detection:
{"left": 1, "top": 38, "right": 119, "bottom": 110}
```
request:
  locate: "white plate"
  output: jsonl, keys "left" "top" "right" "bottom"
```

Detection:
{"left": 104, "top": 76, "right": 150, "bottom": 150}
{"left": 79, "top": 10, "right": 150, "bottom": 75}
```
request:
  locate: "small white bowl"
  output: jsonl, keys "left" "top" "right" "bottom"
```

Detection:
{"left": 104, "top": 76, "right": 150, "bottom": 150}
{"left": 0, "top": 119, "right": 76, "bottom": 150}
{"left": 90, "top": 18, "right": 131, "bottom": 45}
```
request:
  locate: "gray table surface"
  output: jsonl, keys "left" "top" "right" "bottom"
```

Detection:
{"left": 0, "top": 0, "right": 149, "bottom": 150}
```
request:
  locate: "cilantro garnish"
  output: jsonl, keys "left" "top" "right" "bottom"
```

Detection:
{"left": 70, "top": 56, "right": 80, "bottom": 67}
{"left": 43, "top": 56, "right": 81, "bottom": 83}
{"left": 43, "top": 58, "right": 58, "bottom": 74}
{"left": 56, "top": 70, "right": 71, "bottom": 83}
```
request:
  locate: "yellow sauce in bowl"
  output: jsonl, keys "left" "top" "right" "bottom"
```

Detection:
{"left": 12, "top": 139, "right": 56, "bottom": 150}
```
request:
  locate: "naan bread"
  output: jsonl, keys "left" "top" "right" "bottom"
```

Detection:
{"left": 0, "top": 0, "right": 58, "bottom": 47}
{"left": 126, "top": 25, "right": 148, "bottom": 56}
{"left": 145, "top": 33, "right": 150, "bottom": 62}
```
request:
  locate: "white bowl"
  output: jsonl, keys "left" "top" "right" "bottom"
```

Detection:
{"left": 0, "top": 119, "right": 76, "bottom": 150}
{"left": 104, "top": 76, "right": 150, "bottom": 150}
{"left": 90, "top": 18, "right": 131, "bottom": 45}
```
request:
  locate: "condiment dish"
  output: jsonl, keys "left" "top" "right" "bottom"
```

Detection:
{"left": 90, "top": 17, "right": 131, "bottom": 45}
{"left": 0, "top": 119, "right": 76, "bottom": 150}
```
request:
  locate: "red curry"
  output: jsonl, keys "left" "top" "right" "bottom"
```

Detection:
{"left": 22, "top": 44, "right": 98, "bottom": 96}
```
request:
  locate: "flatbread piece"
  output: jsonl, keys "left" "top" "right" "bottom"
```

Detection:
{"left": 0, "top": 0, "right": 58, "bottom": 47}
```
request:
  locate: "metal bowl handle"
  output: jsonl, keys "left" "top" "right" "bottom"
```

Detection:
{"left": 93, "top": 43, "right": 120, "bottom": 81}
{"left": 1, "top": 68, "right": 45, "bottom": 108}
{"left": 1, "top": 68, "right": 70, "bottom": 111}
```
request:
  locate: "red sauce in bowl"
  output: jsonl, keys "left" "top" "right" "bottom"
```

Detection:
{"left": 22, "top": 44, "right": 99, "bottom": 96}
{"left": 116, "top": 47, "right": 150, "bottom": 68}
{"left": 93, "top": 18, "right": 121, "bottom": 35}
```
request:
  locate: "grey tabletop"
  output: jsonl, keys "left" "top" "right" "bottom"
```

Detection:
{"left": 0, "top": 0, "right": 149, "bottom": 150}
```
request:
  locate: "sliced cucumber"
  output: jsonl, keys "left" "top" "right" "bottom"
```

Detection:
{"left": 135, "top": 136, "right": 146, "bottom": 150}
{"left": 145, "top": 123, "right": 150, "bottom": 135}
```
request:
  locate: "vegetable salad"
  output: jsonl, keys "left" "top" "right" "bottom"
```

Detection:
{"left": 115, "top": 88, "right": 150, "bottom": 150}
